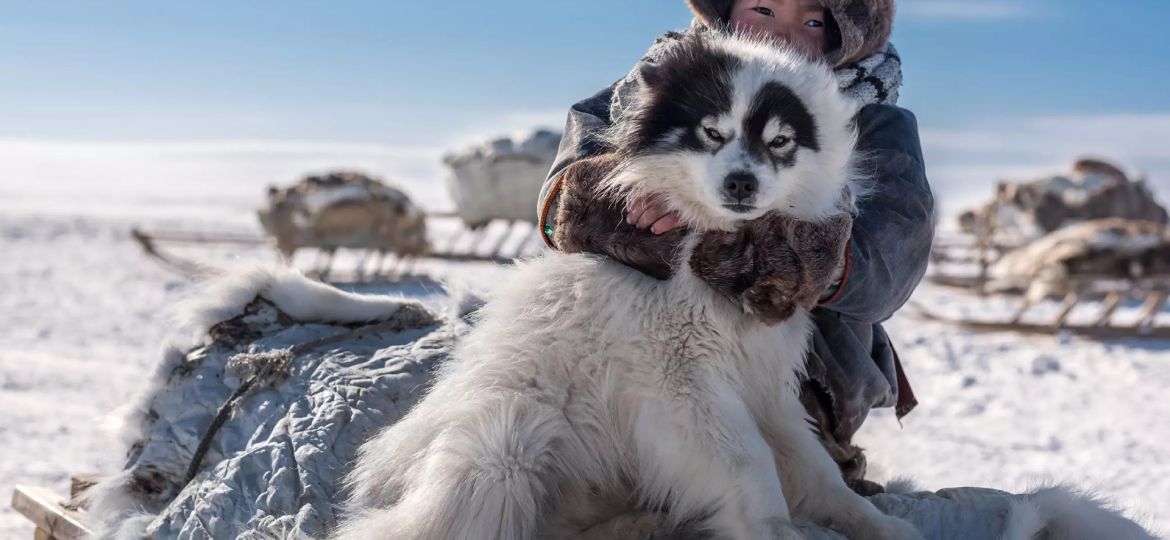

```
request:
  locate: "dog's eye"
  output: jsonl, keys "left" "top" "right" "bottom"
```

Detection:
{"left": 703, "top": 127, "right": 725, "bottom": 142}
{"left": 768, "top": 135, "right": 791, "bottom": 149}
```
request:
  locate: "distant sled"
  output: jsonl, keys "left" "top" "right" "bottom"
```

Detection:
{"left": 130, "top": 170, "right": 546, "bottom": 283}
{"left": 921, "top": 222, "right": 1170, "bottom": 340}
{"left": 922, "top": 157, "right": 1170, "bottom": 340}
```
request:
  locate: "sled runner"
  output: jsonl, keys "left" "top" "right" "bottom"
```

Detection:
{"left": 132, "top": 211, "right": 543, "bottom": 281}
{"left": 11, "top": 477, "right": 97, "bottom": 540}
{"left": 132, "top": 170, "right": 545, "bottom": 281}
{"left": 908, "top": 279, "right": 1170, "bottom": 340}
{"left": 923, "top": 227, "right": 1170, "bottom": 339}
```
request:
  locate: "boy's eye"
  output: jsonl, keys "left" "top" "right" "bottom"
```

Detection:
{"left": 805, "top": 19, "right": 824, "bottom": 28}
{"left": 751, "top": 6, "right": 775, "bottom": 17}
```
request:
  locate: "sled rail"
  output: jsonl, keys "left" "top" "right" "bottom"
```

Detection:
{"left": 909, "top": 306, "right": 1170, "bottom": 339}
{"left": 909, "top": 281, "right": 1170, "bottom": 340}
{"left": 131, "top": 212, "right": 544, "bottom": 282}
{"left": 11, "top": 485, "right": 92, "bottom": 540}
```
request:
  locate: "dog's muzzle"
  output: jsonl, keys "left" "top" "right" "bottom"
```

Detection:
{"left": 721, "top": 171, "right": 758, "bottom": 213}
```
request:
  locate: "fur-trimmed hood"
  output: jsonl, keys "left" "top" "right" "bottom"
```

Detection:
{"left": 685, "top": 0, "right": 895, "bottom": 67}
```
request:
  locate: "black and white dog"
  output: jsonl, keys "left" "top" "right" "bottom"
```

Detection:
{"left": 335, "top": 31, "right": 921, "bottom": 540}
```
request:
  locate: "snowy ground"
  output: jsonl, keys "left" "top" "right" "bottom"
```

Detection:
{"left": 1, "top": 149, "right": 1167, "bottom": 537}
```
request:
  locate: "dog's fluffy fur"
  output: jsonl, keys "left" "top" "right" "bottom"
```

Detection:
{"left": 335, "top": 32, "right": 919, "bottom": 539}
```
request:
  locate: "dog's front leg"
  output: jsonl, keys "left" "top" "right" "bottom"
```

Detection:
{"left": 759, "top": 400, "right": 924, "bottom": 540}
{"left": 633, "top": 386, "right": 801, "bottom": 540}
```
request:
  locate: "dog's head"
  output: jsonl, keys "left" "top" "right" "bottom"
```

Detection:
{"left": 605, "top": 31, "right": 860, "bottom": 231}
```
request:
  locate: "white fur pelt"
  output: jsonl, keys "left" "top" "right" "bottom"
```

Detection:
{"left": 859, "top": 483, "right": 1156, "bottom": 540}
{"left": 85, "top": 265, "right": 434, "bottom": 538}
{"left": 1004, "top": 486, "right": 1156, "bottom": 540}
{"left": 177, "top": 265, "right": 425, "bottom": 331}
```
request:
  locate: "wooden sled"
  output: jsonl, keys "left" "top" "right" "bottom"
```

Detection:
{"left": 924, "top": 217, "right": 1170, "bottom": 338}
{"left": 131, "top": 212, "right": 544, "bottom": 281}
{"left": 926, "top": 232, "right": 1015, "bottom": 293}
{"left": 10, "top": 476, "right": 100, "bottom": 540}
{"left": 908, "top": 280, "right": 1170, "bottom": 340}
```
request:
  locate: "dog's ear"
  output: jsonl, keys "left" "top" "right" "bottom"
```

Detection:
{"left": 637, "top": 62, "right": 663, "bottom": 90}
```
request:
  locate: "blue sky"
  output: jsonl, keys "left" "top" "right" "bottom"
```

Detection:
{"left": 2, "top": 0, "right": 1170, "bottom": 203}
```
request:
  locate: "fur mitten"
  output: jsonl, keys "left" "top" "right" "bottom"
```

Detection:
{"left": 690, "top": 212, "right": 852, "bottom": 324}
{"left": 551, "top": 154, "right": 688, "bottom": 280}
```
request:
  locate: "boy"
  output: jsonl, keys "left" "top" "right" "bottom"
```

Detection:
{"left": 537, "top": 0, "right": 933, "bottom": 494}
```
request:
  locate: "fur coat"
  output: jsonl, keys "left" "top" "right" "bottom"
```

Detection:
{"left": 686, "top": 0, "right": 896, "bottom": 67}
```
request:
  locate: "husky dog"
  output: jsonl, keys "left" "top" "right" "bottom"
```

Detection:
{"left": 336, "top": 32, "right": 921, "bottom": 540}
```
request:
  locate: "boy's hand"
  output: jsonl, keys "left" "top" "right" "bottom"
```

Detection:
{"left": 552, "top": 155, "right": 688, "bottom": 280}
{"left": 690, "top": 211, "right": 852, "bottom": 325}
{"left": 626, "top": 194, "right": 685, "bottom": 235}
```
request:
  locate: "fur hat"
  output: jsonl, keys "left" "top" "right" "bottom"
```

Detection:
{"left": 685, "top": 0, "right": 895, "bottom": 67}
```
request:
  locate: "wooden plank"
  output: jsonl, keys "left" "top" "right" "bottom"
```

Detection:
{"left": 131, "top": 227, "right": 265, "bottom": 245}
{"left": 926, "top": 274, "right": 991, "bottom": 290}
{"left": 1009, "top": 296, "right": 1037, "bottom": 325}
{"left": 483, "top": 220, "right": 516, "bottom": 258}
{"left": 1051, "top": 290, "right": 1081, "bottom": 329}
{"left": 930, "top": 250, "right": 985, "bottom": 264}
{"left": 11, "top": 485, "right": 92, "bottom": 540}
{"left": 1133, "top": 290, "right": 1169, "bottom": 330}
{"left": 908, "top": 302, "right": 1170, "bottom": 340}
{"left": 1092, "top": 292, "right": 1123, "bottom": 327}
{"left": 926, "top": 271, "right": 1170, "bottom": 298}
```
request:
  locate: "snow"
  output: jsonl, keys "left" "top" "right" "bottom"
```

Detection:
{"left": 860, "top": 291, "right": 1169, "bottom": 534}
{"left": 0, "top": 144, "right": 1166, "bottom": 538}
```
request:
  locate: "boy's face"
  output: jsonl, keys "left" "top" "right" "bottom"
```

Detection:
{"left": 729, "top": 0, "right": 829, "bottom": 60}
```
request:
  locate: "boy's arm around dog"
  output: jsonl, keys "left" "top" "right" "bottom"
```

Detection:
{"left": 822, "top": 104, "right": 935, "bottom": 323}
{"left": 537, "top": 82, "right": 934, "bottom": 327}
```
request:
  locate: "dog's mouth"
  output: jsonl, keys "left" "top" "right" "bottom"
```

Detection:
{"left": 722, "top": 203, "right": 756, "bottom": 214}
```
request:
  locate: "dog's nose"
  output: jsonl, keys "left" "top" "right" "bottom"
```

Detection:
{"left": 721, "top": 172, "right": 758, "bottom": 201}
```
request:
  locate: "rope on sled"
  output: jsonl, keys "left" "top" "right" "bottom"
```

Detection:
{"left": 182, "top": 304, "right": 439, "bottom": 486}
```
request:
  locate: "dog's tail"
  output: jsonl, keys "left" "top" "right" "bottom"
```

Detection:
{"left": 1004, "top": 485, "right": 1155, "bottom": 540}
{"left": 331, "top": 397, "right": 573, "bottom": 540}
